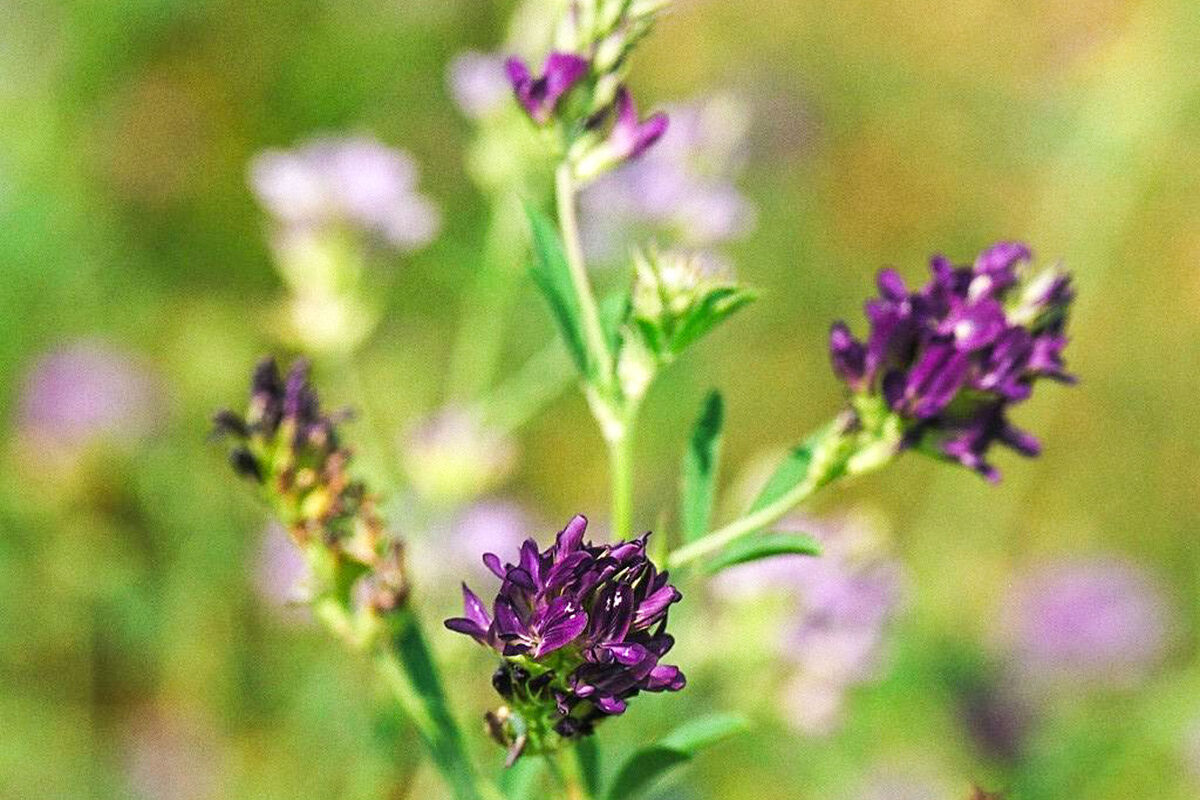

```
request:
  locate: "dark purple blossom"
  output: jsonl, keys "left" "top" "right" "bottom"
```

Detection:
{"left": 505, "top": 52, "right": 588, "bottom": 125}
{"left": 445, "top": 515, "right": 684, "bottom": 755}
{"left": 608, "top": 88, "right": 669, "bottom": 162}
{"left": 830, "top": 242, "right": 1075, "bottom": 481}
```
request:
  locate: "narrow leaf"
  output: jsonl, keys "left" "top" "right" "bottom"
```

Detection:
{"left": 576, "top": 736, "right": 602, "bottom": 798}
{"left": 525, "top": 204, "right": 592, "bottom": 379}
{"left": 669, "top": 286, "right": 756, "bottom": 355}
{"left": 747, "top": 424, "right": 831, "bottom": 514}
{"left": 702, "top": 532, "right": 822, "bottom": 575}
{"left": 681, "top": 391, "right": 724, "bottom": 543}
{"left": 604, "top": 714, "right": 748, "bottom": 800}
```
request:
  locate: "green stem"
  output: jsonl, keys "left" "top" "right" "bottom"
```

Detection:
{"left": 607, "top": 418, "right": 635, "bottom": 541}
{"left": 547, "top": 748, "right": 590, "bottom": 800}
{"left": 554, "top": 164, "right": 614, "bottom": 390}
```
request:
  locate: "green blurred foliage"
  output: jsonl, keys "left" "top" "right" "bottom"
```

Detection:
{"left": 2, "top": 0, "right": 1198, "bottom": 798}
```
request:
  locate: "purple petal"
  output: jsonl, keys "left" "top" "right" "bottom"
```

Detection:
{"left": 556, "top": 515, "right": 588, "bottom": 556}
{"left": 461, "top": 583, "right": 491, "bottom": 629}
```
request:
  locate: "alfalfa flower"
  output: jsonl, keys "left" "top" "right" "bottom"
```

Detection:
{"left": 572, "top": 88, "right": 669, "bottom": 182}
{"left": 445, "top": 515, "right": 684, "bottom": 762}
{"left": 829, "top": 242, "right": 1075, "bottom": 481}
{"left": 212, "top": 357, "right": 407, "bottom": 614}
{"left": 506, "top": 52, "right": 589, "bottom": 125}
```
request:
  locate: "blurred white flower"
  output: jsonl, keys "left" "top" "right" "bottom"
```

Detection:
{"left": 249, "top": 134, "right": 440, "bottom": 252}
{"left": 401, "top": 407, "right": 517, "bottom": 506}
{"left": 253, "top": 522, "right": 312, "bottom": 621}
{"left": 447, "top": 51, "right": 512, "bottom": 119}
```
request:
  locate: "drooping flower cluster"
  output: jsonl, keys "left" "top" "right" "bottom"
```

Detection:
{"left": 829, "top": 242, "right": 1075, "bottom": 481}
{"left": 213, "top": 357, "right": 406, "bottom": 613}
{"left": 445, "top": 515, "right": 684, "bottom": 760}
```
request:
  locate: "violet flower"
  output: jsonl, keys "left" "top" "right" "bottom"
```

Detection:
{"left": 445, "top": 515, "right": 684, "bottom": 759}
{"left": 830, "top": 242, "right": 1075, "bottom": 481}
{"left": 17, "top": 340, "right": 160, "bottom": 455}
{"left": 998, "top": 557, "right": 1171, "bottom": 688}
{"left": 505, "top": 52, "right": 588, "bottom": 125}
{"left": 608, "top": 88, "right": 669, "bottom": 162}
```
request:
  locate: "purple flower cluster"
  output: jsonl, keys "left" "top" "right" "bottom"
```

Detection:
{"left": 504, "top": 52, "right": 669, "bottom": 177}
{"left": 830, "top": 242, "right": 1075, "bottom": 481}
{"left": 445, "top": 515, "right": 684, "bottom": 752}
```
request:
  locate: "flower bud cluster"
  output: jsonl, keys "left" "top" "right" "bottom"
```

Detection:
{"left": 445, "top": 515, "right": 684, "bottom": 762}
{"left": 213, "top": 357, "right": 407, "bottom": 615}
{"left": 829, "top": 242, "right": 1075, "bottom": 481}
{"left": 504, "top": 1, "right": 674, "bottom": 182}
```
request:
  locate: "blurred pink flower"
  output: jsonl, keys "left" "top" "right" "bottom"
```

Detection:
{"left": 16, "top": 340, "right": 160, "bottom": 453}
{"left": 999, "top": 557, "right": 1171, "bottom": 688}
{"left": 447, "top": 51, "right": 511, "bottom": 119}
{"left": 581, "top": 94, "right": 756, "bottom": 263}
{"left": 401, "top": 407, "right": 516, "bottom": 505}
{"left": 248, "top": 135, "right": 440, "bottom": 251}
{"left": 253, "top": 522, "right": 311, "bottom": 619}
{"left": 712, "top": 512, "right": 905, "bottom": 735}
{"left": 412, "top": 499, "right": 536, "bottom": 585}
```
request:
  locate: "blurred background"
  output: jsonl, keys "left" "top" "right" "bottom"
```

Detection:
{"left": 2, "top": 0, "right": 1199, "bottom": 798}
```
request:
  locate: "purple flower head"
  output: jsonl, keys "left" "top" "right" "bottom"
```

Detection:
{"left": 506, "top": 52, "right": 588, "bottom": 125}
{"left": 248, "top": 135, "right": 440, "bottom": 251}
{"left": 17, "top": 340, "right": 161, "bottom": 457}
{"left": 999, "top": 557, "right": 1171, "bottom": 689}
{"left": 830, "top": 242, "right": 1076, "bottom": 481}
{"left": 447, "top": 51, "right": 512, "bottom": 119}
{"left": 445, "top": 515, "right": 684, "bottom": 759}
{"left": 608, "top": 87, "right": 669, "bottom": 162}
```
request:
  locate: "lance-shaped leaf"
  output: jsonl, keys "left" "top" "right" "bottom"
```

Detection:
{"left": 746, "top": 424, "right": 834, "bottom": 514}
{"left": 702, "top": 531, "right": 822, "bottom": 575}
{"left": 681, "top": 391, "right": 724, "bottom": 543}
{"left": 603, "top": 713, "right": 748, "bottom": 800}
{"left": 526, "top": 204, "right": 593, "bottom": 380}
{"left": 668, "top": 284, "right": 756, "bottom": 356}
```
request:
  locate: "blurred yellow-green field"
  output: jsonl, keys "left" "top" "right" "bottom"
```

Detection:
{"left": 2, "top": 1, "right": 1198, "bottom": 798}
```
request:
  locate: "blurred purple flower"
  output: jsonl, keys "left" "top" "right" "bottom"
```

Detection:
{"left": 854, "top": 770, "right": 948, "bottom": 800}
{"left": 713, "top": 512, "right": 904, "bottom": 735}
{"left": 580, "top": 93, "right": 756, "bottom": 262}
{"left": 999, "top": 557, "right": 1171, "bottom": 688}
{"left": 607, "top": 87, "right": 669, "bottom": 161}
{"left": 411, "top": 500, "right": 536, "bottom": 586}
{"left": 248, "top": 135, "right": 440, "bottom": 251}
{"left": 505, "top": 52, "right": 588, "bottom": 125}
{"left": 254, "top": 522, "right": 312, "bottom": 616}
{"left": 17, "top": 340, "right": 160, "bottom": 453}
{"left": 447, "top": 51, "right": 512, "bottom": 119}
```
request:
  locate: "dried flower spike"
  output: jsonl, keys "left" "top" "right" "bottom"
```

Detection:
{"left": 445, "top": 515, "right": 684, "bottom": 761}
{"left": 830, "top": 242, "right": 1075, "bottom": 481}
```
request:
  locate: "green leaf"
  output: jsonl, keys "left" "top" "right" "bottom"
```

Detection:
{"left": 681, "top": 391, "right": 724, "bottom": 543}
{"left": 747, "top": 424, "right": 833, "bottom": 514}
{"left": 525, "top": 204, "right": 592, "bottom": 379}
{"left": 603, "top": 714, "right": 748, "bottom": 800}
{"left": 702, "top": 531, "right": 822, "bottom": 575}
{"left": 669, "top": 286, "right": 756, "bottom": 355}
{"left": 576, "top": 737, "right": 602, "bottom": 798}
